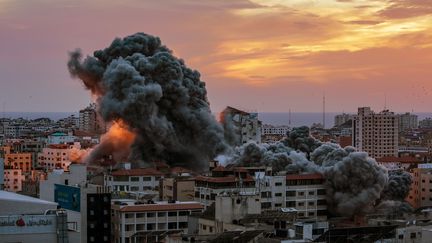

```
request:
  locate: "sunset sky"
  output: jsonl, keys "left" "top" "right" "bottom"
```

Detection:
{"left": 0, "top": 0, "right": 431, "bottom": 113}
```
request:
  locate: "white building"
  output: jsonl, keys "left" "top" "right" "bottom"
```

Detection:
{"left": 221, "top": 106, "right": 262, "bottom": 145}
{"left": 47, "top": 131, "right": 77, "bottom": 145}
{"left": 262, "top": 124, "right": 291, "bottom": 136}
{"left": 353, "top": 107, "right": 399, "bottom": 158}
{"left": 111, "top": 200, "right": 204, "bottom": 243}
{"left": 104, "top": 167, "right": 164, "bottom": 193}
{"left": 37, "top": 142, "right": 81, "bottom": 170}
{"left": 40, "top": 164, "right": 111, "bottom": 243}
{"left": 3, "top": 168, "right": 25, "bottom": 192}
{"left": 398, "top": 112, "right": 418, "bottom": 131}
{"left": 0, "top": 190, "right": 68, "bottom": 243}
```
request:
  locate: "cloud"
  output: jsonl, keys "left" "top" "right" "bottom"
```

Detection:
{"left": 379, "top": 0, "right": 432, "bottom": 19}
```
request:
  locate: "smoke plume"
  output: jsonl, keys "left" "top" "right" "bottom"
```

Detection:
{"left": 231, "top": 135, "right": 413, "bottom": 217}
{"left": 68, "top": 33, "right": 228, "bottom": 170}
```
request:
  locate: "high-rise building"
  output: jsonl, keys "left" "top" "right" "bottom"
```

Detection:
{"left": 398, "top": 112, "right": 418, "bottom": 131}
{"left": 334, "top": 113, "right": 354, "bottom": 127}
{"left": 79, "top": 104, "right": 106, "bottom": 133}
{"left": 221, "top": 106, "right": 262, "bottom": 146}
{"left": 352, "top": 107, "right": 399, "bottom": 158}
{"left": 419, "top": 118, "right": 432, "bottom": 129}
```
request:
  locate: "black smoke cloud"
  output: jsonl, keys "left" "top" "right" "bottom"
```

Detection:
{"left": 68, "top": 33, "right": 228, "bottom": 170}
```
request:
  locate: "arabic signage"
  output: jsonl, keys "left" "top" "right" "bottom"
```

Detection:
{"left": 0, "top": 215, "right": 56, "bottom": 234}
{"left": 54, "top": 184, "right": 81, "bottom": 212}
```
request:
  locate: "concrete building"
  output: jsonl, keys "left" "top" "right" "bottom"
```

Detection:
{"left": 194, "top": 167, "right": 256, "bottom": 208}
{"left": 419, "top": 118, "right": 432, "bottom": 129}
{"left": 0, "top": 190, "right": 68, "bottom": 243}
{"left": 353, "top": 107, "right": 399, "bottom": 158}
{"left": 262, "top": 124, "right": 290, "bottom": 136}
{"left": 285, "top": 173, "right": 328, "bottom": 220}
{"left": 407, "top": 164, "right": 432, "bottom": 209}
{"left": 40, "top": 164, "right": 111, "bottom": 243}
{"left": 47, "top": 131, "right": 77, "bottom": 145}
{"left": 399, "top": 112, "right": 418, "bottom": 131}
{"left": 3, "top": 167, "right": 25, "bottom": 192}
{"left": 376, "top": 156, "right": 422, "bottom": 171}
{"left": 4, "top": 152, "right": 32, "bottom": 173}
{"left": 221, "top": 106, "right": 262, "bottom": 145}
{"left": 79, "top": 104, "right": 105, "bottom": 133}
{"left": 104, "top": 167, "right": 164, "bottom": 193}
{"left": 111, "top": 200, "right": 204, "bottom": 243}
{"left": 160, "top": 177, "right": 195, "bottom": 202}
{"left": 334, "top": 113, "right": 354, "bottom": 127}
{"left": 38, "top": 143, "right": 81, "bottom": 171}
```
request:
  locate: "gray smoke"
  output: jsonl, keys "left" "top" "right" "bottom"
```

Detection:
{"left": 282, "top": 126, "right": 321, "bottom": 156}
{"left": 68, "top": 33, "right": 228, "bottom": 170}
{"left": 230, "top": 141, "right": 292, "bottom": 172}
{"left": 322, "top": 152, "right": 388, "bottom": 216}
{"left": 231, "top": 138, "right": 414, "bottom": 217}
{"left": 381, "top": 170, "right": 412, "bottom": 201}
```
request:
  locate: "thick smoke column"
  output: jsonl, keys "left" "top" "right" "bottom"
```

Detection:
{"left": 68, "top": 33, "right": 228, "bottom": 170}
{"left": 323, "top": 152, "right": 388, "bottom": 216}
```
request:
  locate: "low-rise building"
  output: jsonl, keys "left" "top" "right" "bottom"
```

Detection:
{"left": 38, "top": 143, "right": 81, "bottom": 171}
{"left": 3, "top": 167, "right": 25, "bottom": 192}
{"left": 111, "top": 200, "right": 204, "bottom": 243}
{"left": 104, "top": 167, "right": 164, "bottom": 193}
{"left": 160, "top": 176, "right": 195, "bottom": 202}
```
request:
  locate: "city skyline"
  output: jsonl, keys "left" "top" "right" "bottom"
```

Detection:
{"left": 1, "top": 0, "right": 432, "bottom": 113}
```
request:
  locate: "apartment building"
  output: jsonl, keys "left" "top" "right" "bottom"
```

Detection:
{"left": 194, "top": 167, "right": 256, "bottom": 207}
{"left": 407, "top": 164, "right": 432, "bottom": 209}
{"left": 221, "top": 106, "right": 262, "bottom": 145}
{"left": 399, "top": 112, "right": 418, "bottom": 132}
{"left": 37, "top": 143, "right": 81, "bottom": 171}
{"left": 3, "top": 168, "right": 25, "bottom": 192}
{"left": 4, "top": 152, "right": 32, "bottom": 172}
{"left": 353, "top": 107, "right": 399, "bottom": 158}
{"left": 285, "top": 173, "right": 327, "bottom": 220}
{"left": 111, "top": 201, "right": 204, "bottom": 243}
{"left": 160, "top": 177, "right": 195, "bottom": 202}
{"left": 104, "top": 167, "right": 164, "bottom": 193}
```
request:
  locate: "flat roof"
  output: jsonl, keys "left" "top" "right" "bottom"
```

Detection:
{"left": 114, "top": 202, "right": 204, "bottom": 212}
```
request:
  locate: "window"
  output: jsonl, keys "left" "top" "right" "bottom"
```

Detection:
{"left": 298, "top": 202, "right": 305, "bottom": 206}
{"left": 275, "top": 193, "right": 282, "bottom": 197}
{"left": 317, "top": 189, "right": 326, "bottom": 195}
{"left": 158, "top": 212, "right": 166, "bottom": 217}
{"left": 168, "top": 222, "right": 177, "bottom": 229}
{"left": 410, "top": 232, "right": 416, "bottom": 239}
{"left": 286, "top": 201, "right": 295, "bottom": 207}
{"left": 125, "top": 213, "right": 134, "bottom": 219}
{"left": 130, "top": 186, "right": 139, "bottom": 191}
{"left": 298, "top": 191, "right": 305, "bottom": 196}
{"left": 202, "top": 224, "right": 207, "bottom": 230}
{"left": 308, "top": 201, "right": 315, "bottom": 206}
{"left": 275, "top": 182, "right": 283, "bottom": 186}
{"left": 179, "top": 211, "right": 189, "bottom": 216}
{"left": 286, "top": 191, "right": 296, "bottom": 197}
{"left": 136, "top": 213, "right": 145, "bottom": 218}
{"left": 309, "top": 212, "right": 315, "bottom": 217}
{"left": 168, "top": 211, "right": 177, "bottom": 217}
{"left": 143, "top": 177, "right": 152, "bottom": 181}
{"left": 130, "top": 177, "right": 139, "bottom": 182}
{"left": 308, "top": 191, "right": 315, "bottom": 195}
{"left": 147, "top": 213, "right": 155, "bottom": 218}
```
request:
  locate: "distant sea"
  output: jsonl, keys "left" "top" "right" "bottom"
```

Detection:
{"left": 2, "top": 111, "right": 432, "bottom": 129}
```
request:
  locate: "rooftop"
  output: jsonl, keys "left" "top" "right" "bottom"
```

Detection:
{"left": 111, "top": 168, "right": 164, "bottom": 176}
{"left": 0, "top": 190, "right": 57, "bottom": 206}
{"left": 113, "top": 201, "right": 204, "bottom": 212}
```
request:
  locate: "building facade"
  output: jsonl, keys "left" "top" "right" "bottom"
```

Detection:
{"left": 111, "top": 201, "right": 204, "bottom": 243}
{"left": 399, "top": 112, "right": 418, "bottom": 132}
{"left": 334, "top": 113, "right": 354, "bottom": 127}
{"left": 221, "top": 106, "right": 262, "bottom": 145}
{"left": 353, "top": 107, "right": 399, "bottom": 158}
